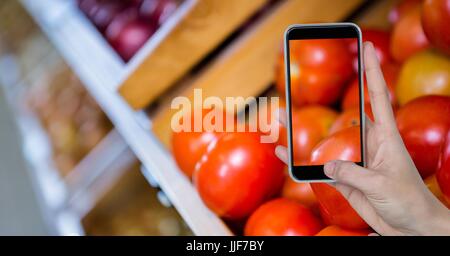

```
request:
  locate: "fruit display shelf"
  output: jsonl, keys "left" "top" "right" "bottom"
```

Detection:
{"left": 152, "top": 0, "right": 366, "bottom": 146}
{"left": 19, "top": 0, "right": 232, "bottom": 235}
{"left": 21, "top": 0, "right": 268, "bottom": 110}
{"left": 19, "top": 0, "right": 399, "bottom": 235}
{"left": 0, "top": 55, "right": 136, "bottom": 235}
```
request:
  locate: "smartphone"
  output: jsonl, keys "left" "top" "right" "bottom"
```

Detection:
{"left": 284, "top": 23, "right": 365, "bottom": 182}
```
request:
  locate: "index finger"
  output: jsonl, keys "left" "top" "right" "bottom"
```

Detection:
{"left": 363, "top": 42, "right": 396, "bottom": 130}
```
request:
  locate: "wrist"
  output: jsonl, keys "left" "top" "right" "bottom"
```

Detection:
{"left": 417, "top": 200, "right": 450, "bottom": 236}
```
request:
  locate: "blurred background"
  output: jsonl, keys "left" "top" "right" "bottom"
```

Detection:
{"left": 0, "top": 0, "right": 449, "bottom": 236}
{"left": 0, "top": 0, "right": 192, "bottom": 236}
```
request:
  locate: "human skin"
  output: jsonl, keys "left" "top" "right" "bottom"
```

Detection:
{"left": 275, "top": 42, "right": 450, "bottom": 236}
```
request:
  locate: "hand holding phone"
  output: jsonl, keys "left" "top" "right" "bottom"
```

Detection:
{"left": 276, "top": 29, "right": 450, "bottom": 235}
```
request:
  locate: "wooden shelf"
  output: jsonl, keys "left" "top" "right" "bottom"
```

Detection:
{"left": 152, "top": 0, "right": 365, "bottom": 147}
{"left": 119, "top": 0, "right": 269, "bottom": 109}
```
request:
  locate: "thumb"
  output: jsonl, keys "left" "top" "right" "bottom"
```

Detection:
{"left": 324, "top": 160, "right": 377, "bottom": 193}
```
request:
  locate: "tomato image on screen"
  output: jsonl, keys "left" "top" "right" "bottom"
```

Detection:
{"left": 288, "top": 38, "right": 362, "bottom": 167}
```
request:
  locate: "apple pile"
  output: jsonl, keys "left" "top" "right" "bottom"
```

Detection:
{"left": 77, "top": 0, "right": 178, "bottom": 61}
{"left": 169, "top": 0, "right": 449, "bottom": 236}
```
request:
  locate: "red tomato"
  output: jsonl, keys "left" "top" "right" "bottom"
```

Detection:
{"left": 330, "top": 104, "right": 375, "bottom": 135}
{"left": 426, "top": 174, "right": 450, "bottom": 208}
{"left": 349, "top": 29, "right": 392, "bottom": 72}
{"left": 172, "top": 108, "right": 230, "bottom": 178}
{"left": 244, "top": 198, "right": 323, "bottom": 236}
{"left": 276, "top": 39, "right": 353, "bottom": 106}
{"left": 396, "top": 95, "right": 450, "bottom": 178}
{"left": 422, "top": 0, "right": 450, "bottom": 55}
{"left": 316, "top": 226, "right": 371, "bottom": 236}
{"left": 391, "top": 5, "right": 430, "bottom": 62}
{"left": 436, "top": 130, "right": 450, "bottom": 204}
{"left": 287, "top": 106, "right": 338, "bottom": 164}
{"left": 275, "top": 47, "right": 289, "bottom": 96}
{"left": 310, "top": 126, "right": 368, "bottom": 229}
{"left": 389, "top": 0, "right": 423, "bottom": 24}
{"left": 282, "top": 178, "right": 318, "bottom": 210}
{"left": 312, "top": 183, "right": 369, "bottom": 230}
{"left": 172, "top": 131, "right": 221, "bottom": 178}
{"left": 364, "top": 103, "right": 375, "bottom": 122}
{"left": 310, "top": 126, "right": 362, "bottom": 165}
{"left": 342, "top": 63, "right": 400, "bottom": 109}
{"left": 329, "top": 108, "right": 361, "bottom": 135}
{"left": 194, "top": 131, "right": 285, "bottom": 219}
{"left": 318, "top": 204, "right": 332, "bottom": 226}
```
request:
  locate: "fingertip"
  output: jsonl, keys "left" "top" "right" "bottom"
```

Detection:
{"left": 275, "top": 145, "right": 288, "bottom": 164}
{"left": 275, "top": 144, "right": 283, "bottom": 153}
{"left": 364, "top": 41, "right": 380, "bottom": 66}
{"left": 324, "top": 160, "right": 338, "bottom": 178}
{"left": 364, "top": 41, "right": 374, "bottom": 50}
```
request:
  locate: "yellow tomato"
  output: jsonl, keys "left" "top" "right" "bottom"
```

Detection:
{"left": 396, "top": 50, "right": 450, "bottom": 105}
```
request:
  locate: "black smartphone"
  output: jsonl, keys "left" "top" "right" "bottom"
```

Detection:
{"left": 284, "top": 23, "right": 365, "bottom": 182}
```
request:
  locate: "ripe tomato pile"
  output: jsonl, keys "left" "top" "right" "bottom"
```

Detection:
{"left": 172, "top": 0, "right": 450, "bottom": 236}
{"left": 77, "top": 0, "right": 178, "bottom": 61}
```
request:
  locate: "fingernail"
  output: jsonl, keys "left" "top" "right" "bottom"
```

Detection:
{"left": 364, "top": 42, "right": 380, "bottom": 62}
{"left": 275, "top": 145, "right": 284, "bottom": 158}
{"left": 324, "top": 161, "right": 336, "bottom": 178}
{"left": 275, "top": 145, "right": 282, "bottom": 154}
{"left": 364, "top": 41, "right": 374, "bottom": 50}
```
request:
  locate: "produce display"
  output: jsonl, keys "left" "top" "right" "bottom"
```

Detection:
{"left": 27, "top": 67, "right": 112, "bottom": 176}
{"left": 172, "top": 0, "right": 450, "bottom": 236}
{"left": 194, "top": 131, "right": 285, "bottom": 220}
{"left": 77, "top": 0, "right": 179, "bottom": 62}
{"left": 83, "top": 164, "right": 192, "bottom": 235}
{"left": 390, "top": 3, "right": 430, "bottom": 62}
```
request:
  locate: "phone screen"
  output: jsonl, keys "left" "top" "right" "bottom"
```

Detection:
{"left": 285, "top": 25, "right": 364, "bottom": 181}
